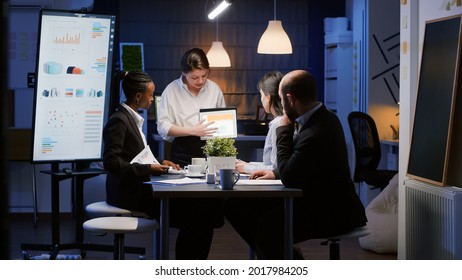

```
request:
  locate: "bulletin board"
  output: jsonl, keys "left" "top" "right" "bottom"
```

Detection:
{"left": 8, "top": 6, "right": 41, "bottom": 89}
{"left": 407, "top": 15, "right": 462, "bottom": 186}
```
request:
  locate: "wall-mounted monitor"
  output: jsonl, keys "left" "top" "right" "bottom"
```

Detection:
{"left": 31, "top": 9, "right": 116, "bottom": 163}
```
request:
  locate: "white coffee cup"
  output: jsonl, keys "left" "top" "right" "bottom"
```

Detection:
{"left": 185, "top": 164, "right": 202, "bottom": 176}
{"left": 191, "top": 158, "right": 206, "bottom": 173}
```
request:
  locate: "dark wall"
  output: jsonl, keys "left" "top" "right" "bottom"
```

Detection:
{"left": 1, "top": 0, "right": 10, "bottom": 260}
{"left": 94, "top": 0, "right": 345, "bottom": 114}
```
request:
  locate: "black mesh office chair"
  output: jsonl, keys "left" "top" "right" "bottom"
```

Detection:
{"left": 348, "top": 111, "right": 397, "bottom": 191}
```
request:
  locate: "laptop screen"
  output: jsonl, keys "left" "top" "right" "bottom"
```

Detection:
{"left": 199, "top": 107, "right": 237, "bottom": 140}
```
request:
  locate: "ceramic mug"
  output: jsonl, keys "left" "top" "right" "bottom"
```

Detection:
{"left": 185, "top": 164, "right": 202, "bottom": 176}
{"left": 218, "top": 169, "right": 240, "bottom": 190}
{"left": 191, "top": 157, "right": 206, "bottom": 174}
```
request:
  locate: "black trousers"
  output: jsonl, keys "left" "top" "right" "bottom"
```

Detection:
{"left": 225, "top": 197, "right": 289, "bottom": 259}
{"left": 225, "top": 197, "right": 360, "bottom": 259}
{"left": 170, "top": 136, "right": 224, "bottom": 259}
{"left": 171, "top": 136, "right": 206, "bottom": 167}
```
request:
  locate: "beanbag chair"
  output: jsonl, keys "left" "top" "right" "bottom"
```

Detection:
{"left": 359, "top": 173, "right": 399, "bottom": 253}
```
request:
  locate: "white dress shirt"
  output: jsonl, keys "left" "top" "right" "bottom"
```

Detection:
{"left": 243, "top": 115, "right": 283, "bottom": 173}
{"left": 121, "top": 102, "right": 147, "bottom": 147}
{"left": 157, "top": 76, "right": 226, "bottom": 141}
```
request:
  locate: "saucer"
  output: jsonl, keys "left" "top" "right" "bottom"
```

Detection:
{"left": 168, "top": 168, "right": 186, "bottom": 175}
{"left": 186, "top": 173, "right": 205, "bottom": 178}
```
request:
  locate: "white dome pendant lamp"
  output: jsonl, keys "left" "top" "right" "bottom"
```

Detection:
{"left": 207, "top": 18, "right": 231, "bottom": 67}
{"left": 257, "top": 0, "right": 293, "bottom": 54}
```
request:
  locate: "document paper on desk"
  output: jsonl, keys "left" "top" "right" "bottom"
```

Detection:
{"left": 235, "top": 179, "right": 283, "bottom": 186}
{"left": 149, "top": 177, "right": 206, "bottom": 185}
{"left": 130, "top": 146, "right": 160, "bottom": 164}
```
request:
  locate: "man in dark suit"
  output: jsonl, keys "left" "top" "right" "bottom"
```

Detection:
{"left": 225, "top": 69, "right": 367, "bottom": 259}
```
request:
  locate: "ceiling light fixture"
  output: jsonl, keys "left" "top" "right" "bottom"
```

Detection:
{"left": 208, "top": 0, "right": 233, "bottom": 20}
{"left": 206, "top": 18, "right": 231, "bottom": 67}
{"left": 257, "top": 0, "right": 293, "bottom": 54}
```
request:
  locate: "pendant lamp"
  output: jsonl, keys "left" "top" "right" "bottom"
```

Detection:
{"left": 257, "top": 0, "right": 293, "bottom": 54}
{"left": 207, "top": 19, "right": 231, "bottom": 67}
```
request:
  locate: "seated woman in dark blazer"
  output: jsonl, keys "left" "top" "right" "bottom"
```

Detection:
{"left": 103, "top": 70, "right": 179, "bottom": 218}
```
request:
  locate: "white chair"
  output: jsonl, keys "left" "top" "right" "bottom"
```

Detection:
{"left": 84, "top": 201, "right": 158, "bottom": 259}
{"left": 320, "top": 226, "right": 370, "bottom": 259}
{"left": 85, "top": 201, "right": 148, "bottom": 218}
{"left": 83, "top": 216, "right": 158, "bottom": 260}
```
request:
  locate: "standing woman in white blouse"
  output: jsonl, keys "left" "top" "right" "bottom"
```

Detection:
{"left": 157, "top": 48, "right": 226, "bottom": 167}
{"left": 157, "top": 48, "right": 226, "bottom": 259}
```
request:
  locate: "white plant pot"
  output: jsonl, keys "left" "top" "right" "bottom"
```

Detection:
{"left": 206, "top": 156, "right": 236, "bottom": 173}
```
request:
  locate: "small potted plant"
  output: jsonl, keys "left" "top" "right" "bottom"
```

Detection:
{"left": 202, "top": 137, "right": 238, "bottom": 173}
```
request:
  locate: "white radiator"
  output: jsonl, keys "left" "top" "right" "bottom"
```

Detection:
{"left": 405, "top": 179, "right": 462, "bottom": 259}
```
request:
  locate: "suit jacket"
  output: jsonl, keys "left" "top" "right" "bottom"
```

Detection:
{"left": 103, "top": 104, "right": 156, "bottom": 216}
{"left": 276, "top": 105, "right": 367, "bottom": 237}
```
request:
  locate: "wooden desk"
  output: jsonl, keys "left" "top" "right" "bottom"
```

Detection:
{"left": 381, "top": 139, "right": 399, "bottom": 171}
{"left": 148, "top": 177, "right": 302, "bottom": 259}
{"left": 8, "top": 128, "right": 38, "bottom": 226}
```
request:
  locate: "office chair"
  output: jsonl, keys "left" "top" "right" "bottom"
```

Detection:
{"left": 348, "top": 111, "right": 397, "bottom": 191}
{"left": 242, "top": 104, "right": 270, "bottom": 135}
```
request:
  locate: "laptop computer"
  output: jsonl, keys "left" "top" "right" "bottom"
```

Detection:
{"left": 199, "top": 107, "right": 238, "bottom": 140}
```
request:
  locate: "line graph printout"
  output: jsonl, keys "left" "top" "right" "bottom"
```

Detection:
{"left": 32, "top": 10, "right": 116, "bottom": 163}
